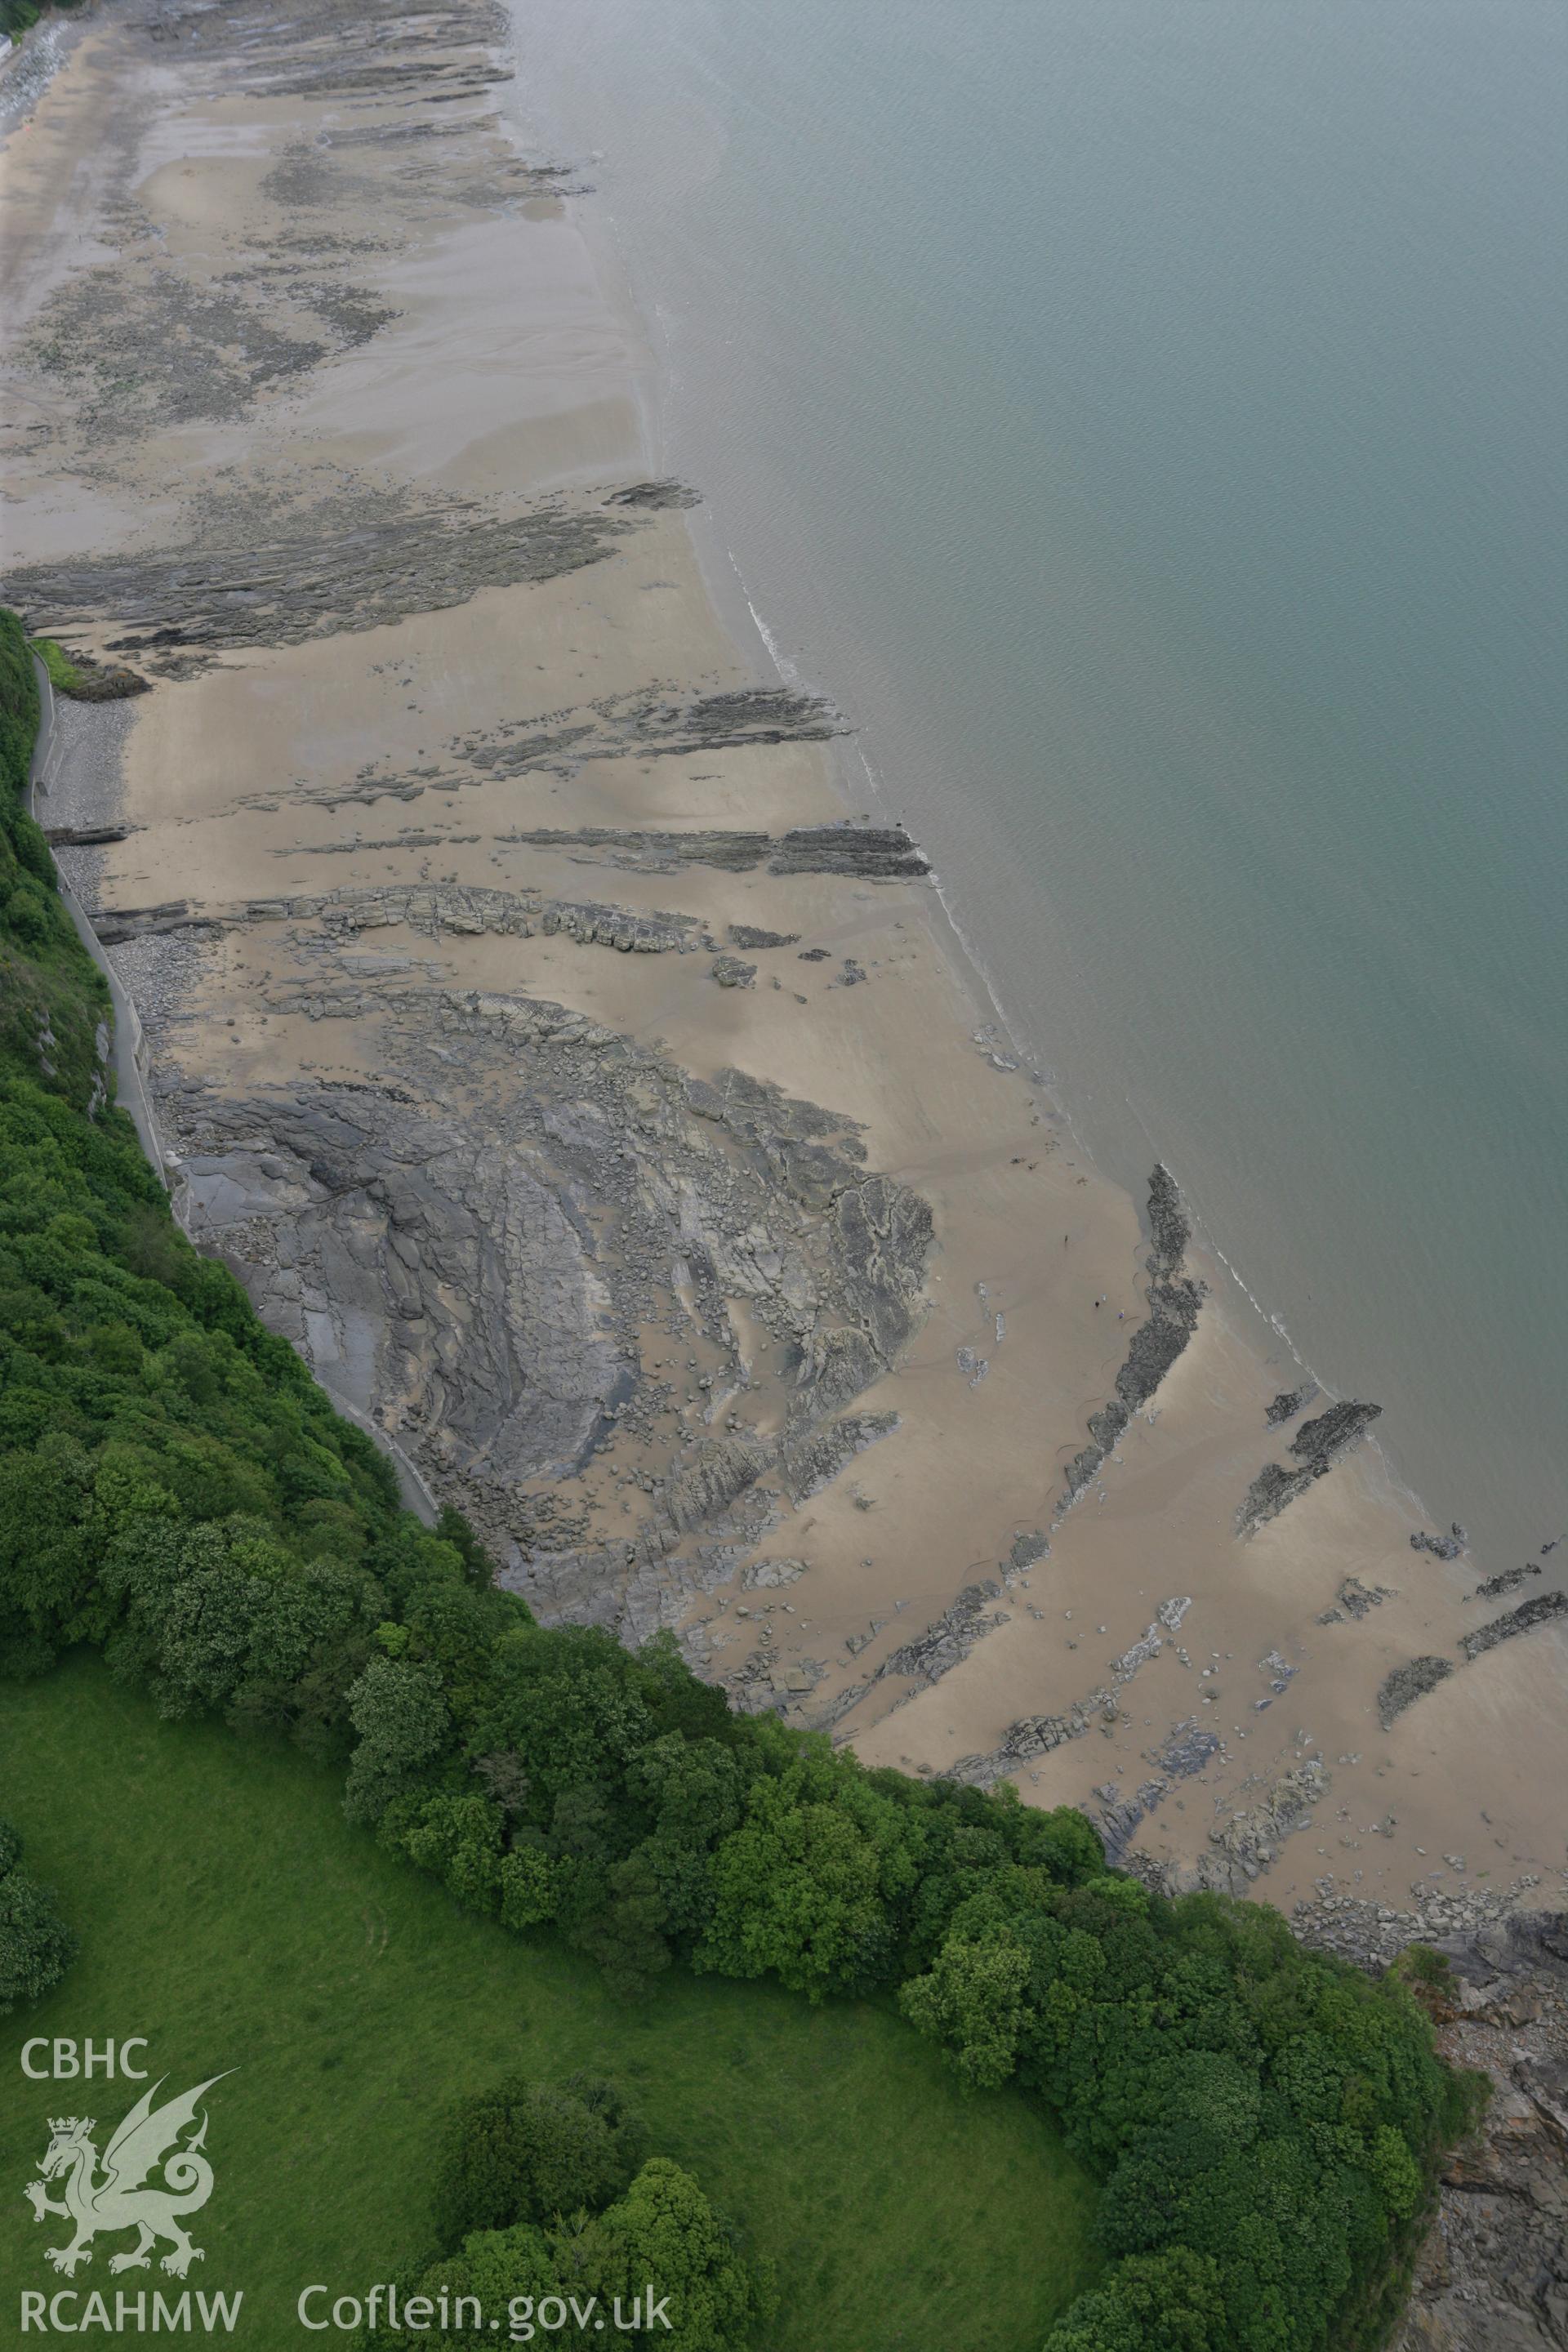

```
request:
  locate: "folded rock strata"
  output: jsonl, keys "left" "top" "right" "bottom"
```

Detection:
{"left": 160, "top": 987, "right": 932, "bottom": 1626}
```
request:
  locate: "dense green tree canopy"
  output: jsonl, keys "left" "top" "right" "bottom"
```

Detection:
{"left": 430, "top": 2073, "right": 646, "bottom": 2245}
{"left": 0, "top": 1816, "right": 76, "bottom": 2016}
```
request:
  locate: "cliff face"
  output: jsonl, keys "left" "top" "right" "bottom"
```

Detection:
{"left": 1394, "top": 1916, "right": 1568, "bottom": 2352}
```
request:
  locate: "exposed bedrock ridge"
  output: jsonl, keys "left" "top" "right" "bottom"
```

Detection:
{"left": 492, "top": 822, "right": 930, "bottom": 881}
{"left": 946, "top": 1597, "right": 1192, "bottom": 1788}
{"left": 92, "top": 882, "right": 712, "bottom": 956}
{"left": 1460, "top": 1590, "right": 1568, "bottom": 1662}
{"left": 1471, "top": 1563, "right": 1542, "bottom": 1603}
{"left": 1058, "top": 1163, "right": 1203, "bottom": 1511}
{"left": 159, "top": 988, "right": 932, "bottom": 1630}
{"left": 815, "top": 1579, "right": 1013, "bottom": 1734}
{"left": 1195, "top": 1759, "right": 1330, "bottom": 1895}
{"left": 452, "top": 687, "right": 842, "bottom": 779}
{"left": 140, "top": 0, "right": 514, "bottom": 105}
{"left": 513, "top": 1411, "right": 902, "bottom": 1646}
{"left": 1091, "top": 1721, "right": 1224, "bottom": 1867}
{"left": 1374, "top": 1592, "right": 1568, "bottom": 1733}
{"left": 604, "top": 481, "right": 701, "bottom": 510}
{"left": 1235, "top": 1397, "right": 1383, "bottom": 1539}
{"left": 1265, "top": 1381, "right": 1317, "bottom": 1427}
{"left": 1378, "top": 1656, "right": 1457, "bottom": 1730}
{"left": 3, "top": 499, "right": 632, "bottom": 653}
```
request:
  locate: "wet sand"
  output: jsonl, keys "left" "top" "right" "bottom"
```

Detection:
{"left": 2, "top": 0, "right": 1564, "bottom": 1929}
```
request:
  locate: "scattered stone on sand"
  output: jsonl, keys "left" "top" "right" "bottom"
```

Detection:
{"left": 1316, "top": 1573, "right": 1394, "bottom": 1625}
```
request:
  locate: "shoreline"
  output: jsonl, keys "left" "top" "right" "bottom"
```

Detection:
{"left": 579, "top": 128, "right": 1441, "bottom": 1605}
{"left": 2, "top": 0, "right": 1566, "bottom": 1924}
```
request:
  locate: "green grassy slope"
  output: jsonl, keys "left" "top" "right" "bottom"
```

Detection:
{"left": 0, "top": 1656, "right": 1102, "bottom": 2351}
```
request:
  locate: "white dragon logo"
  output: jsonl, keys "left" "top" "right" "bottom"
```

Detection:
{"left": 23, "top": 2074, "right": 231, "bottom": 2279}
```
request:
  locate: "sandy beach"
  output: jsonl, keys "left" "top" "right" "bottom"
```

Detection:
{"left": 3, "top": 0, "right": 1566, "bottom": 1938}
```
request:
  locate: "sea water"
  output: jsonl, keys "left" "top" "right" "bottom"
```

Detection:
{"left": 513, "top": 0, "right": 1568, "bottom": 1571}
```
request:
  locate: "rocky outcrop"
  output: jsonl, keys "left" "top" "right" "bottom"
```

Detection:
{"left": 948, "top": 1700, "right": 1101, "bottom": 1787}
{"left": 1236, "top": 1397, "right": 1383, "bottom": 1537}
{"left": 504, "top": 826, "right": 773, "bottom": 871}
{"left": 1058, "top": 1165, "right": 1202, "bottom": 1509}
{"left": 1197, "top": 1758, "right": 1331, "bottom": 1894}
{"left": 1461, "top": 1592, "right": 1568, "bottom": 1664}
{"left": 317, "top": 882, "right": 707, "bottom": 954}
{"left": 1128, "top": 1753, "right": 1336, "bottom": 1897}
{"left": 91, "top": 884, "right": 710, "bottom": 955}
{"left": 1472, "top": 1566, "right": 1544, "bottom": 1604}
{"left": 604, "top": 481, "right": 700, "bottom": 510}
{"left": 1370, "top": 1592, "right": 1566, "bottom": 1730}
{"left": 1265, "top": 1382, "right": 1317, "bottom": 1426}
{"left": 728, "top": 924, "right": 798, "bottom": 950}
{"left": 778, "top": 1411, "right": 898, "bottom": 1504}
{"left": 947, "top": 1596, "right": 1192, "bottom": 1786}
{"left": 90, "top": 900, "right": 202, "bottom": 945}
{"left": 5, "top": 495, "right": 631, "bottom": 654}
{"left": 44, "top": 648, "right": 149, "bottom": 702}
{"left": 818, "top": 1578, "right": 1013, "bottom": 1728}
{"left": 449, "top": 686, "right": 842, "bottom": 782}
{"left": 767, "top": 825, "right": 928, "bottom": 880}
{"left": 1093, "top": 1719, "right": 1223, "bottom": 1865}
{"left": 1368, "top": 1914, "right": 1568, "bottom": 2352}
{"left": 155, "top": 0, "right": 514, "bottom": 106}
{"left": 1379, "top": 1655, "right": 1458, "bottom": 1729}
{"left": 486, "top": 821, "right": 929, "bottom": 880}
{"left": 1317, "top": 1572, "right": 1394, "bottom": 1624}
{"left": 7, "top": 491, "right": 630, "bottom": 653}
{"left": 93, "top": 883, "right": 712, "bottom": 956}
{"left": 1413, "top": 1526, "right": 1468, "bottom": 1561}
{"left": 42, "top": 822, "right": 133, "bottom": 847}
{"left": 162, "top": 985, "right": 932, "bottom": 1634}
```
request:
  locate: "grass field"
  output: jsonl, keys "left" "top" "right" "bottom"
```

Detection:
{"left": 0, "top": 1656, "right": 1099, "bottom": 2350}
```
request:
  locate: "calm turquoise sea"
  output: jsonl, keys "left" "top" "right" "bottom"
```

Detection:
{"left": 514, "top": 0, "right": 1568, "bottom": 1571}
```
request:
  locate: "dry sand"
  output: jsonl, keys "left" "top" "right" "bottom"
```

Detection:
{"left": 3, "top": 0, "right": 1564, "bottom": 1931}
